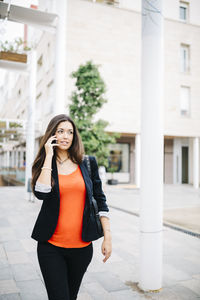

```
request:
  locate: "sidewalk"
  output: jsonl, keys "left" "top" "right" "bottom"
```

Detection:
{"left": 105, "top": 183, "right": 200, "bottom": 235}
{"left": 0, "top": 185, "right": 200, "bottom": 299}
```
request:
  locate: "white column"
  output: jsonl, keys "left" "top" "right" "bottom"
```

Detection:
{"left": 6, "top": 151, "right": 10, "bottom": 168}
{"left": 139, "top": 0, "right": 164, "bottom": 291}
{"left": 193, "top": 137, "right": 199, "bottom": 189}
{"left": 135, "top": 134, "right": 141, "bottom": 188}
{"left": 53, "top": 0, "right": 67, "bottom": 114}
{"left": 25, "top": 50, "right": 36, "bottom": 198}
{"left": 19, "top": 149, "right": 24, "bottom": 168}
{"left": 11, "top": 150, "right": 14, "bottom": 168}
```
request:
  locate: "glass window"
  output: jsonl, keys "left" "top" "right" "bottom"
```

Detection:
{"left": 107, "top": 143, "right": 129, "bottom": 173}
{"left": 180, "top": 44, "right": 190, "bottom": 72}
{"left": 180, "top": 86, "right": 190, "bottom": 117}
{"left": 179, "top": 2, "right": 189, "bottom": 22}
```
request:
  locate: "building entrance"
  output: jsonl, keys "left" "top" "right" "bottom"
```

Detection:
{"left": 182, "top": 146, "right": 188, "bottom": 183}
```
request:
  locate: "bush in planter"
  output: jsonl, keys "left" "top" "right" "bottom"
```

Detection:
{"left": 107, "top": 166, "right": 118, "bottom": 185}
{"left": 0, "top": 37, "right": 32, "bottom": 63}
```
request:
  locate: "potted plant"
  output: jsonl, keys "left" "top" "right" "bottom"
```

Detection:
{"left": 107, "top": 166, "right": 118, "bottom": 185}
{"left": 0, "top": 37, "right": 31, "bottom": 63}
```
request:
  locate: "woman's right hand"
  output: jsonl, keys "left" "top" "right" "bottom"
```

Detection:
{"left": 44, "top": 135, "right": 59, "bottom": 156}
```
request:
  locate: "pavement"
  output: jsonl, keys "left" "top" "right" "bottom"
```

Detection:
{"left": 0, "top": 184, "right": 200, "bottom": 299}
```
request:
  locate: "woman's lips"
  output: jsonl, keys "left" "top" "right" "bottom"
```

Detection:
{"left": 59, "top": 141, "right": 69, "bottom": 145}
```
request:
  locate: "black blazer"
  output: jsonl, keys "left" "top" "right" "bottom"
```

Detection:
{"left": 31, "top": 155, "right": 109, "bottom": 242}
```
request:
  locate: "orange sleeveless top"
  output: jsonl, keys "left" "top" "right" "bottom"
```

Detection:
{"left": 48, "top": 165, "right": 91, "bottom": 248}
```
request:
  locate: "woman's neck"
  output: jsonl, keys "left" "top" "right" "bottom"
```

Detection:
{"left": 56, "top": 150, "right": 69, "bottom": 161}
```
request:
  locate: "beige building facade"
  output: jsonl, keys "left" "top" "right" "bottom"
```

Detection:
{"left": 0, "top": 0, "right": 200, "bottom": 185}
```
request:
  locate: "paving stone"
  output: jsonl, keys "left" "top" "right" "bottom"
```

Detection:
{"left": 83, "top": 282, "right": 112, "bottom": 300}
{"left": 91, "top": 271, "right": 130, "bottom": 292}
{"left": 0, "top": 294, "right": 21, "bottom": 300}
{"left": 11, "top": 263, "right": 39, "bottom": 282}
{"left": 6, "top": 251, "right": 31, "bottom": 265}
{"left": 150, "top": 285, "right": 199, "bottom": 300}
{"left": 77, "top": 292, "right": 93, "bottom": 300}
{"left": 0, "top": 218, "right": 10, "bottom": 228}
{"left": 17, "top": 279, "right": 48, "bottom": 300}
{"left": 3, "top": 240, "right": 24, "bottom": 252}
{"left": 0, "top": 280, "right": 20, "bottom": 295}
{"left": 0, "top": 228, "right": 16, "bottom": 242}
{"left": 20, "top": 238, "right": 36, "bottom": 253}
{"left": 0, "top": 258, "right": 9, "bottom": 269}
{"left": 109, "top": 289, "right": 144, "bottom": 300}
{"left": 162, "top": 263, "right": 191, "bottom": 286}
{"left": 0, "top": 245, "right": 6, "bottom": 258}
{"left": 180, "top": 278, "right": 200, "bottom": 296}
{"left": 0, "top": 267, "right": 13, "bottom": 280}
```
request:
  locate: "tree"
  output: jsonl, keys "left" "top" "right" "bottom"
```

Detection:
{"left": 69, "top": 61, "right": 120, "bottom": 167}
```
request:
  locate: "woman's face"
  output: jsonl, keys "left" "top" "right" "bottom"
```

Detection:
{"left": 55, "top": 121, "right": 74, "bottom": 151}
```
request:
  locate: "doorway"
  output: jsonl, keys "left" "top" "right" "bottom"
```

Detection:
{"left": 182, "top": 146, "right": 188, "bottom": 183}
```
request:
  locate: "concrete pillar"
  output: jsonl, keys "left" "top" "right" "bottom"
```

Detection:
{"left": 19, "top": 149, "right": 24, "bottom": 168}
{"left": 25, "top": 50, "right": 36, "bottom": 198}
{"left": 53, "top": 0, "right": 67, "bottom": 114}
{"left": 6, "top": 151, "right": 9, "bottom": 168}
{"left": 135, "top": 134, "right": 141, "bottom": 188}
{"left": 139, "top": 0, "right": 164, "bottom": 291}
{"left": 193, "top": 137, "right": 199, "bottom": 189}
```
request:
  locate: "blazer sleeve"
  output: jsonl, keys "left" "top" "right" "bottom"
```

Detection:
{"left": 90, "top": 156, "right": 109, "bottom": 212}
{"left": 33, "top": 181, "right": 54, "bottom": 201}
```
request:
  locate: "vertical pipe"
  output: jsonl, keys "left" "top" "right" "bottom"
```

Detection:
{"left": 25, "top": 50, "right": 36, "bottom": 198}
{"left": 135, "top": 134, "right": 141, "bottom": 188}
{"left": 139, "top": 0, "right": 164, "bottom": 291}
{"left": 193, "top": 137, "right": 199, "bottom": 189}
{"left": 53, "top": 0, "right": 67, "bottom": 115}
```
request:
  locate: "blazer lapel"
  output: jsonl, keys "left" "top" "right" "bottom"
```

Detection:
{"left": 52, "top": 155, "right": 60, "bottom": 197}
{"left": 79, "top": 161, "right": 93, "bottom": 205}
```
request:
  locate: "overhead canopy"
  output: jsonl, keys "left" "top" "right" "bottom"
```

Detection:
{"left": 0, "top": 2, "right": 57, "bottom": 33}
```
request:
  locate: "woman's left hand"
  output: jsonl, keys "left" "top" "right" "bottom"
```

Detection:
{"left": 101, "top": 237, "right": 112, "bottom": 263}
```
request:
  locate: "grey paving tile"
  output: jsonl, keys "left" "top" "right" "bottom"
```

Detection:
{"left": 0, "top": 245, "right": 6, "bottom": 258}
{"left": 180, "top": 278, "right": 200, "bottom": 296}
{"left": 0, "top": 267, "right": 13, "bottom": 280}
{"left": 6, "top": 251, "right": 31, "bottom": 265}
{"left": 17, "top": 279, "right": 48, "bottom": 300}
{"left": 83, "top": 282, "right": 112, "bottom": 300}
{"left": 0, "top": 218, "right": 10, "bottom": 228}
{"left": 109, "top": 289, "right": 143, "bottom": 300}
{"left": 0, "top": 280, "right": 20, "bottom": 295}
{"left": 11, "top": 263, "right": 40, "bottom": 282}
{"left": 20, "top": 239, "right": 36, "bottom": 253}
{"left": 3, "top": 240, "right": 24, "bottom": 252}
{"left": 91, "top": 272, "right": 130, "bottom": 292}
{"left": 77, "top": 292, "right": 93, "bottom": 300}
{"left": 150, "top": 285, "right": 199, "bottom": 300}
{"left": 0, "top": 228, "right": 16, "bottom": 242}
{"left": 0, "top": 294, "right": 21, "bottom": 300}
{"left": 0, "top": 258, "right": 9, "bottom": 269}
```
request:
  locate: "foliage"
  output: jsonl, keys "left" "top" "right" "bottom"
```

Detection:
{"left": 0, "top": 37, "right": 31, "bottom": 53}
{"left": 69, "top": 61, "right": 120, "bottom": 167}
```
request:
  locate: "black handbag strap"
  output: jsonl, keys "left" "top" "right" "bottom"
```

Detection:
{"left": 84, "top": 155, "right": 99, "bottom": 215}
{"left": 84, "top": 155, "right": 92, "bottom": 178}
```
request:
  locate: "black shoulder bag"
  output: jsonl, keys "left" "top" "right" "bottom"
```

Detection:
{"left": 84, "top": 155, "right": 104, "bottom": 240}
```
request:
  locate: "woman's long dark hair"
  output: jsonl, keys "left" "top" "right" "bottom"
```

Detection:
{"left": 32, "top": 114, "right": 84, "bottom": 190}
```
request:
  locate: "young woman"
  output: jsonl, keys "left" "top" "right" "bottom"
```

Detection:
{"left": 31, "top": 114, "right": 112, "bottom": 300}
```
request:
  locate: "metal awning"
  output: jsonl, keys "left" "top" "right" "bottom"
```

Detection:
{"left": 0, "top": 2, "right": 58, "bottom": 33}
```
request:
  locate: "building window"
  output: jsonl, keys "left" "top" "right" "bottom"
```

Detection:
{"left": 180, "top": 86, "right": 190, "bottom": 117}
{"left": 180, "top": 44, "right": 190, "bottom": 72}
{"left": 107, "top": 143, "right": 129, "bottom": 173}
{"left": 179, "top": 1, "right": 189, "bottom": 22}
{"left": 90, "top": 0, "right": 119, "bottom": 6}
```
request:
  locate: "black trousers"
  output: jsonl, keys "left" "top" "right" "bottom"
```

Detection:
{"left": 37, "top": 241, "right": 93, "bottom": 300}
